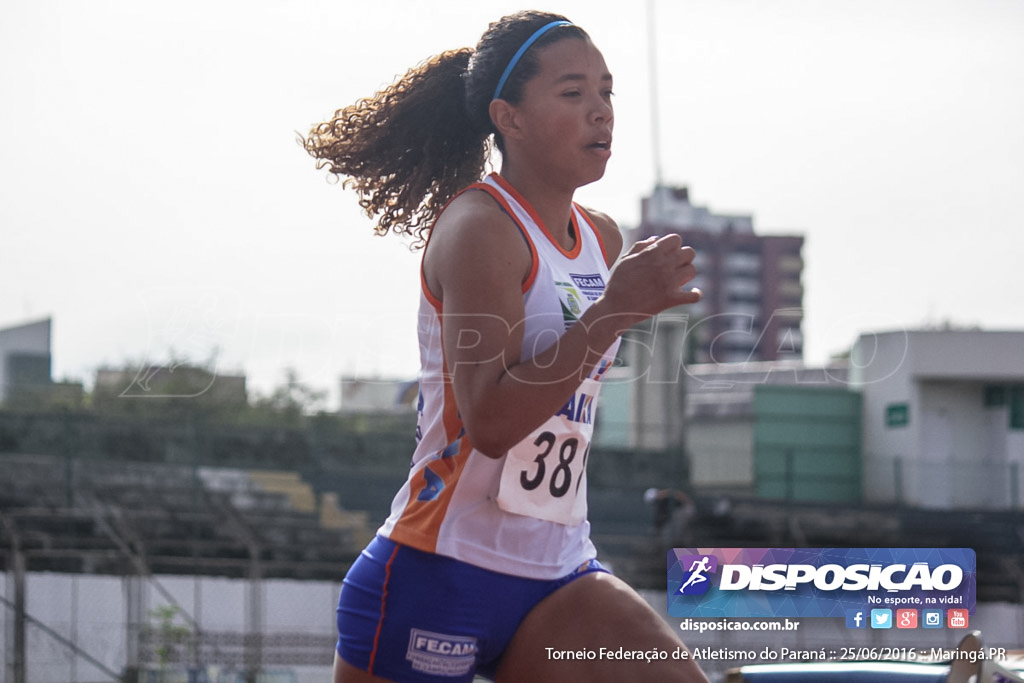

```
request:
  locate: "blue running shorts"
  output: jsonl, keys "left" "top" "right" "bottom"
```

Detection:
{"left": 336, "top": 535, "right": 610, "bottom": 682}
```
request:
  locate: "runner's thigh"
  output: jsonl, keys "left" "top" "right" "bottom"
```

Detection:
{"left": 495, "top": 572, "right": 707, "bottom": 683}
{"left": 334, "top": 652, "right": 396, "bottom": 683}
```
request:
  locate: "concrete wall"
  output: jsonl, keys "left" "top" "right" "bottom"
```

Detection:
{"left": 687, "top": 418, "right": 754, "bottom": 488}
{"left": 852, "top": 330, "right": 1024, "bottom": 508}
{"left": 753, "top": 384, "right": 862, "bottom": 502}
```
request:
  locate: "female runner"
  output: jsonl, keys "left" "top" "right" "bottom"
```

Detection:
{"left": 305, "top": 10, "right": 707, "bottom": 683}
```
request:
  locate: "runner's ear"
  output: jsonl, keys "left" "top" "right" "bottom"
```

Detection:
{"left": 489, "top": 99, "right": 525, "bottom": 143}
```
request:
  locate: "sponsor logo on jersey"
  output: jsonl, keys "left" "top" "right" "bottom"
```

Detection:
{"left": 555, "top": 390, "right": 595, "bottom": 425}
{"left": 570, "top": 273, "right": 606, "bottom": 302}
{"left": 556, "top": 273, "right": 606, "bottom": 330}
{"left": 406, "top": 629, "right": 478, "bottom": 677}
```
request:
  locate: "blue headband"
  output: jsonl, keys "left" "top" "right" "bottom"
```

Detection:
{"left": 492, "top": 20, "right": 573, "bottom": 101}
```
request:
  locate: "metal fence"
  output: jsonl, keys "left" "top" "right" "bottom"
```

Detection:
{"left": 1, "top": 571, "right": 338, "bottom": 683}
{"left": 5, "top": 571, "right": 1023, "bottom": 683}
{"left": 864, "top": 454, "right": 1024, "bottom": 509}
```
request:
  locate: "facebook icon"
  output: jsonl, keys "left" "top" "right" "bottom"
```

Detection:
{"left": 845, "top": 609, "right": 867, "bottom": 629}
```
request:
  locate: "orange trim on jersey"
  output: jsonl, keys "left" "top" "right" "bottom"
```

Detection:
{"left": 387, "top": 349, "right": 474, "bottom": 552}
{"left": 438, "top": 354, "right": 463, "bottom": 445}
{"left": 419, "top": 181, "right": 539, "bottom": 310}
{"left": 420, "top": 266, "right": 443, "bottom": 312}
{"left": 574, "top": 205, "right": 612, "bottom": 266}
{"left": 388, "top": 440, "right": 475, "bottom": 552}
{"left": 472, "top": 183, "right": 540, "bottom": 294}
{"left": 367, "top": 542, "right": 399, "bottom": 675}
{"left": 491, "top": 173, "right": 583, "bottom": 260}
{"left": 419, "top": 182, "right": 488, "bottom": 311}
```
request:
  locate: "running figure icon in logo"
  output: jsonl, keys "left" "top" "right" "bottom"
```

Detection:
{"left": 677, "top": 555, "right": 718, "bottom": 595}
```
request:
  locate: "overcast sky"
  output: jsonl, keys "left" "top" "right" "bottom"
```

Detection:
{"left": 2, "top": 0, "right": 1022, "bottom": 407}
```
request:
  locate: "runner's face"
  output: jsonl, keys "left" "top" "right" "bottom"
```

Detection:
{"left": 514, "top": 38, "right": 614, "bottom": 188}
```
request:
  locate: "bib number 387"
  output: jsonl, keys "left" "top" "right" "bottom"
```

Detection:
{"left": 497, "top": 381, "right": 599, "bottom": 526}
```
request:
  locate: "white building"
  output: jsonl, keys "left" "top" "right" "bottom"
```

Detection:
{"left": 338, "top": 376, "right": 417, "bottom": 412}
{"left": 851, "top": 329, "right": 1024, "bottom": 509}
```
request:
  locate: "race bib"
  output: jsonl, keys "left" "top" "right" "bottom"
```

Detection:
{"left": 496, "top": 379, "right": 601, "bottom": 526}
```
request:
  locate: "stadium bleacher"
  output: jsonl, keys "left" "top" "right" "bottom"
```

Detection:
{"left": 0, "top": 454, "right": 366, "bottom": 581}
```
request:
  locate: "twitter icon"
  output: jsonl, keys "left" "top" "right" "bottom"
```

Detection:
{"left": 870, "top": 609, "right": 893, "bottom": 629}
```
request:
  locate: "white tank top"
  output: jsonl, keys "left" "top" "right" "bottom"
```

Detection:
{"left": 378, "top": 173, "right": 621, "bottom": 579}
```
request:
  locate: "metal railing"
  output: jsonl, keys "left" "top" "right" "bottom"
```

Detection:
{"left": 864, "top": 453, "right": 1023, "bottom": 509}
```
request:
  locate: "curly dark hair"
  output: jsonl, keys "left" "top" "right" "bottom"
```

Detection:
{"left": 303, "top": 11, "right": 588, "bottom": 247}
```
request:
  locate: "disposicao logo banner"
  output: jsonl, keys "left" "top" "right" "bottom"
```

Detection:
{"left": 667, "top": 548, "right": 976, "bottom": 618}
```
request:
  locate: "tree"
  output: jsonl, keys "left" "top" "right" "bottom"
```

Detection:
{"left": 143, "top": 605, "right": 193, "bottom": 681}
{"left": 247, "top": 368, "right": 328, "bottom": 426}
